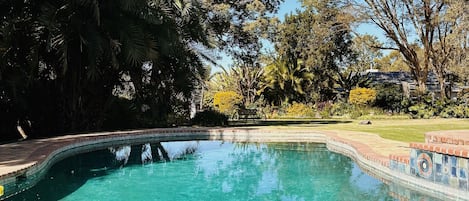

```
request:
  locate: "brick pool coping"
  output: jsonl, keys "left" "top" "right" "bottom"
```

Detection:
{"left": 0, "top": 128, "right": 468, "bottom": 200}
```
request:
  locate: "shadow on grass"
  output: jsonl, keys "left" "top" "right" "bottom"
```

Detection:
{"left": 228, "top": 119, "right": 353, "bottom": 127}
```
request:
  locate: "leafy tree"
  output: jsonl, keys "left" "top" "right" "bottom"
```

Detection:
{"left": 273, "top": 0, "right": 355, "bottom": 103}
{"left": 204, "top": 0, "right": 283, "bottom": 65}
{"left": 446, "top": 1, "right": 469, "bottom": 86}
{"left": 430, "top": 1, "right": 469, "bottom": 98}
{"left": 374, "top": 51, "right": 411, "bottom": 72}
{"left": 350, "top": 0, "right": 466, "bottom": 97}
{"left": 350, "top": 34, "right": 383, "bottom": 72}
{"left": 0, "top": 0, "right": 284, "bottom": 141}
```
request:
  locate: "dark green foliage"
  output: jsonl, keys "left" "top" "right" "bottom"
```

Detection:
{"left": 266, "top": 1, "right": 355, "bottom": 104}
{"left": 191, "top": 110, "right": 228, "bottom": 127}
{"left": 0, "top": 0, "right": 283, "bottom": 141}
{"left": 373, "top": 84, "right": 408, "bottom": 113}
{"left": 102, "top": 98, "right": 139, "bottom": 130}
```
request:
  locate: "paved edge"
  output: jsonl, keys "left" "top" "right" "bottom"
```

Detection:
{"left": 0, "top": 128, "right": 468, "bottom": 200}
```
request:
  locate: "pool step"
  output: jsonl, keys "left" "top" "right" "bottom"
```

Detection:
{"left": 410, "top": 142, "right": 469, "bottom": 158}
{"left": 425, "top": 130, "right": 469, "bottom": 145}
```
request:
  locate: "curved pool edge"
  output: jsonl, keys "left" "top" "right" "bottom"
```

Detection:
{"left": 0, "top": 128, "right": 468, "bottom": 200}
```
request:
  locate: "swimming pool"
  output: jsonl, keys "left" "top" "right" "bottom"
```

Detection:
{"left": 8, "top": 141, "right": 440, "bottom": 201}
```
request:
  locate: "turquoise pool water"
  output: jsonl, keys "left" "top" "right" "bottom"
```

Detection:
{"left": 10, "top": 141, "right": 439, "bottom": 201}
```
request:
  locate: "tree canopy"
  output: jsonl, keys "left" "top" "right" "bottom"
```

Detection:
{"left": 0, "top": 0, "right": 283, "bottom": 141}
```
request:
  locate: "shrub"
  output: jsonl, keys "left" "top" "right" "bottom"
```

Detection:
{"left": 408, "top": 103, "right": 436, "bottom": 119}
{"left": 440, "top": 104, "right": 469, "bottom": 118}
{"left": 317, "top": 101, "right": 333, "bottom": 119}
{"left": 213, "top": 91, "right": 242, "bottom": 115}
{"left": 285, "top": 102, "right": 315, "bottom": 118}
{"left": 373, "top": 83, "right": 406, "bottom": 113}
{"left": 357, "top": 114, "right": 411, "bottom": 120}
{"left": 191, "top": 110, "right": 228, "bottom": 126}
{"left": 330, "top": 102, "right": 354, "bottom": 117}
{"left": 407, "top": 96, "right": 469, "bottom": 119}
{"left": 349, "top": 87, "right": 377, "bottom": 106}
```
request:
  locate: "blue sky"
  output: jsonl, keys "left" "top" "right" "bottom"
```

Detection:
{"left": 212, "top": 0, "right": 387, "bottom": 73}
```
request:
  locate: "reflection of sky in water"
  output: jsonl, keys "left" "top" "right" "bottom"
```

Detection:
{"left": 349, "top": 163, "right": 382, "bottom": 192}
{"left": 256, "top": 150, "right": 280, "bottom": 195}
{"left": 194, "top": 142, "right": 236, "bottom": 178}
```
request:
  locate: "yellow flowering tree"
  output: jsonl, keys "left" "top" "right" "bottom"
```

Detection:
{"left": 213, "top": 91, "right": 242, "bottom": 115}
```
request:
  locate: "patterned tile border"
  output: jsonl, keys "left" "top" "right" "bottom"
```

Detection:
{"left": 0, "top": 128, "right": 468, "bottom": 200}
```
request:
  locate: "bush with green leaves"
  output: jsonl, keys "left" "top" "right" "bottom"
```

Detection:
{"left": 407, "top": 95, "right": 469, "bottom": 119}
{"left": 408, "top": 103, "right": 436, "bottom": 119}
{"left": 330, "top": 102, "right": 354, "bottom": 117}
{"left": 373, "top": 83, "right": 408, "bottom": 113}
{"left": 191, "top": 110, "right": 229, "bottom": 126}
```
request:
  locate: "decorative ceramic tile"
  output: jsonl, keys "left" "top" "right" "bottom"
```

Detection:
{"left": 459, "top": 168, "right": 467, "bottom": 179}
{"left": 416, "top": 151, "right": 434, "bottom": 180}
{"left": 390, "top": 160, "right": 398, "bottom": 170}
{"left": 410, "top": 167, "right": 416, "bottom": 175}
{"left": 459, "top": 179, "right": 468, "bottom": 191}
{"left": 450, "top": 177, "right": 459, "bottom": 188}
{"left": 441, "top": 174, "right": 449, "bottom": 185}
{"left": 452, "top": 167, "right": 458, "bottom": 177}
{"left": 410, "top": 149, "right": 417, "bottom": 158}
{"left": 433, "top": 153, "right": 442, "bottom": 165}
{"left": 398, "top": 163, "right": 406, "bottom": 173}
{"left": 451, "top": 156, "right": 457, "bottom": 167}
{"left": 459, "top": 158, "right": 468, "bottom": 169}
{"left": 443, "top": 155, "right": 450, "bottom": 166}
{"left": 410, "top": 158, "right": 416, "bottom": 168}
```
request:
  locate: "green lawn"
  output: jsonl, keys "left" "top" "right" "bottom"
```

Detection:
{"left": 230, "top": 119, "right": 469, "bottom": 143}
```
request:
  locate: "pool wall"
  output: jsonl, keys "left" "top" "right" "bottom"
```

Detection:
{"left": 390, "top": 130, "right": 469, "bottom": 197}
{"left": 0, "top": 128, "right": 468, "bottom": 200}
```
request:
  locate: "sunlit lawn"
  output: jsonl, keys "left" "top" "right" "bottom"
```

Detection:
{"left": 230, "top": 119, "right": 469, "bottom": 143}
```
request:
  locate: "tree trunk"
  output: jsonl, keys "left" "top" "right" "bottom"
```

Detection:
{"left": 416, "top": 78, "right": 427, "bottom": 97}
{"left": 437, "top": 76, "right": 447, "bottom": 99}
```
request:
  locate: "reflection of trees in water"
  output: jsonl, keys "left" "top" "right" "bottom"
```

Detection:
{"left": 153, "top": 142, "right": 170, "bottom": 161}
{"left": 193, "top": 142, "right": 359, "bottom": 200}
{"left": 106, "top": 141, "right": 198, "bottom": 165}
{"left": 265, "top": 143, "right": 395, "bottom": 201}
{"left": 11, "top": 141, "right": 429, "bottom": 201}
{"left": 9, "top": 141, "right": 198, "bottom": 201}
{"left": 9, "top": 148, "right": 116, "bottom": 201}
{"left": 251, "top": 143, "right": 392, "bottom": 200}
